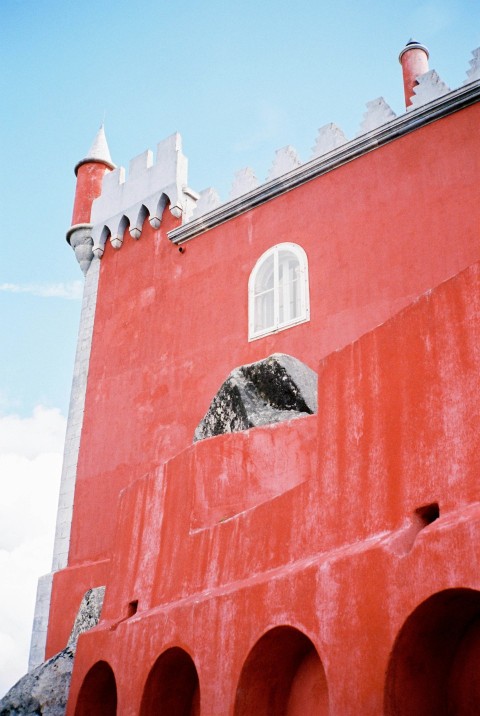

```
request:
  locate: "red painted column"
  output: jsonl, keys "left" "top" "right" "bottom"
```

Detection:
{"left": 70, "top": 125, "right": 115, "bottom": 226}
{"left": 399, "top": 40, "right": 429, "bottom": 108}
{"left": 72, "top": 161, "right": 112, "bottom": 225}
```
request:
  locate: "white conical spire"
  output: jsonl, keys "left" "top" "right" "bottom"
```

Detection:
{"left": 86, "top": 124, "right": 113, "bottom": 165}
{"left": 75, "top": 124, "right": 115, "bottom": 174}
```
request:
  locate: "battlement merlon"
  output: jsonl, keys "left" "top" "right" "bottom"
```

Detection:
{"left": 66, "top": 44, "right": 480, "bottom": 268}
{"left": 89, "top": 132, "right": 199, "bottom": 258}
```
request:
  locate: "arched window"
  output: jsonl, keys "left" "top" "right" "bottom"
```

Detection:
{"left": 249, "top": 243, "right": 309, "bottom": 340}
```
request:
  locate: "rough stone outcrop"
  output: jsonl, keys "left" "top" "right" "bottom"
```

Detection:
{"left": 194, "top": 353, "right": 318, "bottom": 442}
{"left": 66, "top": 586, "right": 105, "bottom": 649}
{"left": 0, "top": 587, "right": 105, "bottom": 716}
{"left": 0, "top": 649, "right": 74, "bottom": 716}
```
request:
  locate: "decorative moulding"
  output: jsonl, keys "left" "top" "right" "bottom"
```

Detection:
{"left": 357, "top": 97, "right": 396, "bottom": 135}
{"left": 409, "top": 69, "right": 450, "bottom": 110}
{"left": 267, "top": 146, "right": 301, "bottom": 181}
{"left": 311, "top": 123, "right": 347, "bottom": 159}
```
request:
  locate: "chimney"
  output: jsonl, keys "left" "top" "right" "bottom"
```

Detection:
{"left": 399, "top": 39, "right": 429, "bottom": 109}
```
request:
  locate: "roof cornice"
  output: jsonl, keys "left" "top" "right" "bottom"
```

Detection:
{"left": 168, "top": 79, "right": 480, "bottom": 245}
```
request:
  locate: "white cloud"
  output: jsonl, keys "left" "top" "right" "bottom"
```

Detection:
{"left": 0, "top": 407, "right": 65, "bottom": 697}
{"left": 0, "top": 406, "right": 66, "bottom": 460}
{"left": 0, "top": 281, "right": 83, "bottom": 300}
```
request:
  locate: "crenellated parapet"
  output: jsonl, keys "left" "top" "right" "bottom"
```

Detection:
{"left": 464, "top": 47, "right": 480, "bottom": 84}
{"left": 171, "top": 45, "right": 480, "bottom": 240}
{"left": 69, "top": 45, "right": 480, "bottom": 267}
{"left": 311, "top": 123, "right": 347, "bottom": 158}
{"left": 409, "top": 69, "right": 450, "bottom": 109}
{"left": 88, "top": 133, "right": 198, "bottom": 258}
{"left": 357, "top": 97, "right": 396, "bottom": 135}
{"left": 229, "top": 167, "right": 259, "bottom": 200}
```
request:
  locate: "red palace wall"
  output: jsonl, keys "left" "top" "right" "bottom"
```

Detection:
{"left": 48, "top": 85, "right": 480, "bottom": 714}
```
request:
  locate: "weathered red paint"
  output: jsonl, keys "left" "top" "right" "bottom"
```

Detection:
{"left": 71, "top": 161, "right": 111, "bottom": 226}
{"left": 48, "top": 80, "right": 480, "bottom": 714}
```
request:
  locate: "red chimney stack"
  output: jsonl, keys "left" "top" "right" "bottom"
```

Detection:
{"left": 399, "top": 39, "right": 429, "bottom": 108}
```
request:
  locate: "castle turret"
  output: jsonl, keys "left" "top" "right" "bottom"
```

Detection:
{"left": 399, "top": 39, "right": 429, "bottom": 108}
{"left": 67, "top": 126, "right": 115, "bottom": 274}
{"left": 71, "top": 125, "right": 115, "bottom": 225}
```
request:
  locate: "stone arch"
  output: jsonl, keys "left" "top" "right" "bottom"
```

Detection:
{"left": 130, "top": 204, "right": 149, "bottom": 238}
{"left": 92, "top": 224, "right": 111, "bottom": 258}
{"left": 110, "top": 214, "right": 130, "bottom": 249}
{"left": 385, "top": 588, "right": 480, "bottom": 715}
{"left": 149, "top": 192, "right": 169, "bottom": 228}
{"left": 234, "top": 626, "right": 328, "bottom": 716}
{"left": 74, "top": 660, "right": 117, "bottom": 716}
{"left": 140, "top": 646, "right": 200, "bottom": 715}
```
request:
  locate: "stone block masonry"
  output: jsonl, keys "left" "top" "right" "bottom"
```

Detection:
{"left": 28, "top": 256, "right": 101, "bottom": 670}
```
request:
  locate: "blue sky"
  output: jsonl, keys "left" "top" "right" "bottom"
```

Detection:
{"left": 1, "top": 0, "right": 480, "bottom": 414}
{"left": 1, "top": 0, "right": 480, "bottom": 695}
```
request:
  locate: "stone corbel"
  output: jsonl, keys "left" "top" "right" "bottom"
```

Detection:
{"left": 66, "top": 224, "right": 94, "bottom": 275}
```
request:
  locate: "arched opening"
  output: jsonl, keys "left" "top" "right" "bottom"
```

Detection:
{"left": 385, "top": 588, "right": 480, "bottom": 715}
{"left": 140, "top": 646, "right": 200, "bottom": 716}
{"left": 75, "top": 660, "right": 117, "bottom": 716}
{"left": 234, "top": 626, "right": 328, "bottom": 716}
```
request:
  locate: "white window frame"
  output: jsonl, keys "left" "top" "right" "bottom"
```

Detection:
{"left": 248, "top": 242, "right": 310, "bottom": 341}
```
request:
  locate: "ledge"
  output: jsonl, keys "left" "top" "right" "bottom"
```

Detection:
{"left": 168, "top": 80, "right": 480, "bottom": 245}
{"left": 74, "top": 157, "right": 116, "bottom": 176}
{"left": 66, "top": 223, "right": 93, "bottom": 245}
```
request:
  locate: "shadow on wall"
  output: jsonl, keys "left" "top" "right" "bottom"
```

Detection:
{"left": 140, "top": 647, "right": 200, "bottom": 716}
{"left": 75, "top": 660, "right": 117, "bottom": 716}
{"left": 385, "top": 588, "right": 480, "bottom": 715}
{"left": 234, "top": 626, "right": 329, "bottom": 716}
